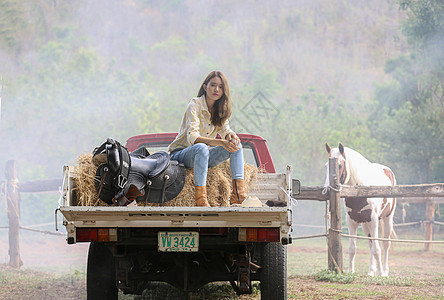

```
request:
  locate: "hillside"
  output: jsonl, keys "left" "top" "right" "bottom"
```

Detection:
{"left": 0, "top": 0, "right": 407, "bottom": 182}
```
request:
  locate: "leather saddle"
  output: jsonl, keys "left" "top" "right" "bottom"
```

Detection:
{"left": 93, "top": 139, "right": 185, "bottom": 205}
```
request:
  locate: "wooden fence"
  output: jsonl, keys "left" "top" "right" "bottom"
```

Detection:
{"left": 2, "top": 160, "right": 61, "bottom": 268}
{"left": 2, "top": 158, "right": 444, "bottom": 272}
{"left": 292, "top": 157, "right": 444, "bottom": 273}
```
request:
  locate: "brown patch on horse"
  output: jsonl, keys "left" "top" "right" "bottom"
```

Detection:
{"left": 380, "top": 198, "right": 397, "bottom": 217}
{"left": 345, "top": 197, "right": 372, "bottom": 223}
{"left": 383, "top": 168, "right": 395, "bottom": 185}
{"left": 380, "top": 198, "right": 392, "bottom": 219}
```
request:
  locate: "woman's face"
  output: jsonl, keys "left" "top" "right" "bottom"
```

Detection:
{"left": 204, "top": 76, "right": 224, "bottom": 102}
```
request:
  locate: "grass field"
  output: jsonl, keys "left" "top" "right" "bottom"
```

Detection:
{"left": 287, "top": 234, "right": 444, "bottom": 299}
{"left": 0, "top": 230, "right": 443, "bottom": 299}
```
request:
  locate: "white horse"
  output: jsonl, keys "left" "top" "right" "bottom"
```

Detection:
{"left": 324, "top": 143, "right": 396, "bottom": 276}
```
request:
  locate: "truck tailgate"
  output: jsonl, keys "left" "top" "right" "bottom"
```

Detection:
{"left": 60, "top": 206, "right": 289, "bottom": 228}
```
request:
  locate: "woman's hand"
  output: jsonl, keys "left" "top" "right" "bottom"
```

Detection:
{"left": 221, "top": 139, "right": 239, "bottom": 153}
{"left": 225, "top": 132, "right": 240, "bottom": 145}
{"left": 223, "top": 132, "right": 240, "bottom": 152}
{"left": 195, "top": 135, "right": 239, "bottom": 153}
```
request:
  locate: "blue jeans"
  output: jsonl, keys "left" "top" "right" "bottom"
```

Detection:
{"left": 170, "top": 143, "right": 244, "bottom": 186}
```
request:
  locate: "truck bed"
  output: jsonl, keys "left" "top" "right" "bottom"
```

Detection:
{"left": 59, "top": 165, "right": 292, "bottom": 242}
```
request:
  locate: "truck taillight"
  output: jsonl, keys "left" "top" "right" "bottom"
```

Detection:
{"left": 76, "top": 228, "right": 118, "bottom": 242}
{"left": 238, "top": 228, "right": 279, "bottom": 242}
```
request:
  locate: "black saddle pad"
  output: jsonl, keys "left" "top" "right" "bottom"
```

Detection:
{"left": 136, "top": 160, "right": 186, "bottom": 204}
{"left": 145, "top": 151, "right": 170, "bottom": 178}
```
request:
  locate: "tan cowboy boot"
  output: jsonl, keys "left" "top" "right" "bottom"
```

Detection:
{"left": 195, "top": 186, "right": 210, "bottom": 207}
{"left": 230, "top": 179, "right": 248, "bottom": 205}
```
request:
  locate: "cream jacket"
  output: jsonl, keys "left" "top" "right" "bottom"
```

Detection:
{"left": 168, "top": 95, "right": 233, "bottom": 152}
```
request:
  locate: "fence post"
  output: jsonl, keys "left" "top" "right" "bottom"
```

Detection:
{"left": 424, "top": 198, "right": 434, "bottom": 251}
{"left": 5, "top": 160, "right": 22, "bottom": 268}
{"left": 328, "top": 157, "right": 343, "bottom": 273}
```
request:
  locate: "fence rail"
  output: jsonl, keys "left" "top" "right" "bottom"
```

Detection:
{"left": 18, "top": 178, "right": 61, "bottom": 193}
{"left": 340, "top": 183, "right": 444, "bottom": 198}
{"left": 341, "top": 233, "right": 444, "bottom": 244}
{"left": 293, "top": 184, "right": 444, "bottom": 200}
{"left": 0, "top": 225, "right": 65, "bottom": 236}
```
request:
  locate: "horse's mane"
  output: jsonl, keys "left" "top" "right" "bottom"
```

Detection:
{"left": 344, "top": 147, "right": 371, "bottom": 166}
{"left": 344, "top": 147, "right": 372, "bottom": 185}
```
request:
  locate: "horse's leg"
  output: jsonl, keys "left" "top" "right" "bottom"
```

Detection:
{"left": 362, "top": 220, "right": 383, "bottom": 276}
{"left": 364, "top": 216, "right": 384, "bottom": 276}
{"left": 381, "top": 215, "right": 394, "bottom": 276}
{"left": 346, "top": 215, "right": 359, "bottom": 273}
{"left": 361, "top": 223, "right": 375, "bottom": 276}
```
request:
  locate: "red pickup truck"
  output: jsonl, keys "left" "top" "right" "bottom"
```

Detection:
{"left": 59, "top": 133, "right": 295, "bottom": 299}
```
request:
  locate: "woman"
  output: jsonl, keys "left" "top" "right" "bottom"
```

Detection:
{"left": 168, "top": 71, "right": 247, "bottom": 207}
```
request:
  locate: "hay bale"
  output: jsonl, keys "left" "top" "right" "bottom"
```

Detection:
{"left": 72, "top": 153, "right": 107, "bottom": 206}
{"left": 72, "top": 154, "right": 259, "bottom": 207}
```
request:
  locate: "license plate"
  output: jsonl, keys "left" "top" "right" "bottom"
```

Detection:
{"left": 158, "top": 232, "right": 199, "bottom": 252}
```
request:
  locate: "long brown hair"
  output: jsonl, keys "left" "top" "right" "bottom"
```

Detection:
{"left": 197, "top": 71, "right": 232, "bottom": 127}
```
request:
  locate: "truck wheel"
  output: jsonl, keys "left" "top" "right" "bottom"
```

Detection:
{"left": 260, "top": 242, "right": 287, "bottom": 300}
{"left": 87, "top": 242, "right": 118, "bottom": 300}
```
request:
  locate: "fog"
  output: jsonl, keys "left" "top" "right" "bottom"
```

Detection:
{"left": 0, "top": 0, "right": 418, "bottom": 275}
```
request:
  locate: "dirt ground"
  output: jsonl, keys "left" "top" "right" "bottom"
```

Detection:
{"left": 286, "top": 241, "right": 444, "bottom": 300}
{"left": 0, "top": 232, "right": 443, "bottom": 299}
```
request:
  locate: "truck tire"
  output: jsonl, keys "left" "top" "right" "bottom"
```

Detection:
{"left": 87, "top": 242, "right": 118, "bottom": 300}
{"left": 260, "top": 242, "right": 287, "bottom": 300}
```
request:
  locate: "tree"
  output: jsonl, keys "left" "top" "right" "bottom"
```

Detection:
{"left": 268, "top": 88, "right": 375, "bottom": 185}
{"left": 370, "top": 0, "right": 444, "bottom": 183}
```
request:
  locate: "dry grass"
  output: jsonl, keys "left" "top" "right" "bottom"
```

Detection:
{"left": 71, "top": 154, "right": 108, "bottom": 206}
{"left": 72, "top": 153, "right": 259, "bottom": 207}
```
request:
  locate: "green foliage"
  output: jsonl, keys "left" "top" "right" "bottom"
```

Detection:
{"left": 0, "top": 0, "right": 432, "bottom": 225}
{"left": 266, "top": 88, "right": 376, "bottom": 184}
{"left": 371, "top": 100, "right": 444, "bottom": 183}
{"left": 362, "top": 275, "right": 415, "bottom": 286}
{"left": 371, "top": 0, "right": 444, "bottom": 183}
{"left": 399, "top": 0, "right": 444, "bottom": 53}
{"left": 0, "top": 0, "right": 27, "bottom": 52}
{"left": 151, "top": 35, "right": 188, "bottom": 63}
{"left": 131, "top": 93, "right": 162, "bottom": 134}
{"left": 314, "top": 269, "right": 357, "bottom": 284}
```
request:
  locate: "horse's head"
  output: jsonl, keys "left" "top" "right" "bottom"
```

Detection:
{"left": 324, "top": 143, "right": 350, "bottom": 187}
